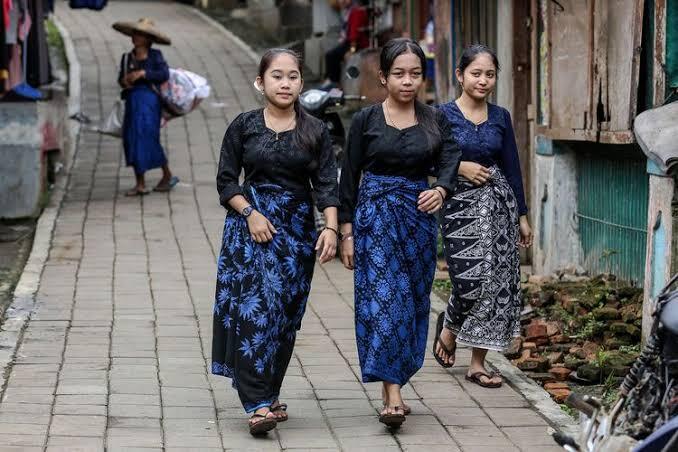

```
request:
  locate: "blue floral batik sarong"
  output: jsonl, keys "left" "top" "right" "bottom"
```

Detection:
{"left": 353, "top": 173, "right": 437, "bottom": 386}
{"left": 211, "top": 184, "right": 316, "bottom": 413}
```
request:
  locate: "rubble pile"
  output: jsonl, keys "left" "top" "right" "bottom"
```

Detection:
{"left": 506, "top": 269, "right": 643, "bottom": 403}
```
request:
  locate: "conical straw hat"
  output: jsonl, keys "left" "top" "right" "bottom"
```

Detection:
{"left": 112, "top": 18, "right": 171, "bottom": 45}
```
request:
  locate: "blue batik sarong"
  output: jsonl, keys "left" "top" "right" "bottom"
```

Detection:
{"left": 123, "top": 85, "right": 167, "bottom": 175}
{"left": 211, "top": 184, "right": 316, "bottom": 412}
{"left": 353, "top": 173, "right": 437, "bottom": 386}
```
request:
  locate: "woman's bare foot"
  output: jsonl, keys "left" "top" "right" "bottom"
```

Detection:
{"left": 248, "top": 407, "right": 277, "bottom": 435}
{"left": 435, "top": 327, "right": 457, "bottom": 366}
{"left": 382, "top": 386, "right": 411, "bottom": 415}
{"left": 269, "top": 400, "right": 288, "bottom": 422}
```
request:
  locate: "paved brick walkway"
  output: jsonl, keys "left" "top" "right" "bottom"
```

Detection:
{"left": 0, "top": 2, "right": 564, "bottom": 451}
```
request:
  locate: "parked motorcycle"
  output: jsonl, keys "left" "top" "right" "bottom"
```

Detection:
{"left": 299, "top": 82, "right": 364, "bottom": 163}
{"left": 553, "top": 275, "right": 678, "bottom": 452}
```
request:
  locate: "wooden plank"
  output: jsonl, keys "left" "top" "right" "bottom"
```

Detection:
{"left": 642, "top": 175, "right": 675, "bottom": 341}
{"left": 513, "top": 0, "right": 532, "bottom": 210}
{"left": 549, "top": 0, "right": 591, "bottom": 130}
{"left": 433, "top": 0, "right": 453, "bottom": 103}
{"left": 535, "top": 126, "right": 635, "bottom": 144}
{"left": 654, "top": 0, "right": 667, "bottom": 107}
{"left": 604, "top": 0, "right": 644, "bottom": 131}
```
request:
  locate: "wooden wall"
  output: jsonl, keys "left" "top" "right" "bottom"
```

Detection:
{"left": 535, "top": 0, "right": 644, "bottom": 144}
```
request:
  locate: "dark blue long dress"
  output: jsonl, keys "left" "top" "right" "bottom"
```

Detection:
{"left": 118, "top": 48, "right": 169, "bottom": 175}
{"left": 437, "top": 101, "right": 527, "bottom": 351}
{"left": 339, "top": 104, "right": 461, "bottom": 386}
{"left": 212, "top": 110, "right": 339, "bottom": 412}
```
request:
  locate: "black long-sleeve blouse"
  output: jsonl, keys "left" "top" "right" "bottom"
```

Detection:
{"left": 217, "top": 109, "right": 340, "bottom": 211}
{"left": 338, "top": 103, "right": 461, "bottom": 224}
{"left": 117, "top": 48, "right": 169, "bottom": 93}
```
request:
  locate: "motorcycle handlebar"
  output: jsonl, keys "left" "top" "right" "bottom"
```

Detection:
{"left": 565, "top": 393, "right": 596, "bottom": 418}
{"left": 343, "top": 95, "right": 366, "bottom": 101}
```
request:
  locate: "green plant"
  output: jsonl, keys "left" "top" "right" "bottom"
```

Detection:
{"left": 601, "top": 372, "right": 620, "bottom": 407}
{"left": 432, "top": 279, "right": 452, "bottom": 292}
{"left": 577, "top": 314, "right": 606, "bottom": 340}
{"left": 618, "top": 344, "right": 640, "bottom": 355}
{"left": 559, "top": 404, "right": 578, "bottom": 419}
{"left": 593, "top": 348, "right": 611, "bottom": 368}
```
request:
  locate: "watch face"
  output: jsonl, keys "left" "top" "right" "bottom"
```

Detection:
{"left": 242, "top": 206, "right": 253, "bottom": 217}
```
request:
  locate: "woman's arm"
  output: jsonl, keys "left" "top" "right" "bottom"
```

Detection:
{"left": 338, "top": 109, "right": 366, "bottom": 270}
{"left": 312, "top": 124, "right": 340, "bottom": 263}
{"left": 432, "top": 111, "right": 462, "bottom": 195}
{"left": 217, "top": 114, "right": 246, "bottom": 208}
{"left": 143, "top": 49, "right": 170, "bottom": 84}
{"left": 338, "top": 109, "right": 366, "bottom": 226}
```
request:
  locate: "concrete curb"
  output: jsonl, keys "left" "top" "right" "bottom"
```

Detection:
{"left": 184, "top": 5, "right": 260, "bottom": 64}
{"left": 429, "top": 292, "right": 579, "bottom": 437}
{"left": 0, "top": 15, "right": 81, "bottom": 391}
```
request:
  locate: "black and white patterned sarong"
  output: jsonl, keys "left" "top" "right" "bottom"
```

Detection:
{"left": 441, "top": 166, "right": 521, "bottom": 351}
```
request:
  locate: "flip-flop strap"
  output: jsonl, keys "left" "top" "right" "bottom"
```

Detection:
{"left": 438, "top": 339, "right": 456, "bottom": 356}
{"left": 470, "top": 371, "right": 502, "bottom": 382}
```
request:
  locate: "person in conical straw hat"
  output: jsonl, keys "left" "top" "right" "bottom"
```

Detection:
{"left": 113, "top": 18, "right": 179, "bottom": 196}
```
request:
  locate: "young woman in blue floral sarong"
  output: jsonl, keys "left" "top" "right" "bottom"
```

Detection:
{"left": 338, "top": 38, "right": 461, "bottom": 428}
{"left": 212, "top": 49, "right": 339, "bottom": 435}
{"left": 433, "top": 45, "right": 533, "bottom": 389}
{"left": 113, "top": 18, "right": 179, "bottom": 196}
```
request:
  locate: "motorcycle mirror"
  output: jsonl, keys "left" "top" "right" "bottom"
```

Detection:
{"left": 346, "top": 66, "right": 360, "bottom": 79}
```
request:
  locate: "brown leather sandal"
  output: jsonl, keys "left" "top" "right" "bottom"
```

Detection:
{"left": 379, "top": 406, "right": 406, "bottom": 428}
{"left": 465, "top": 371, "right": 503, "bottom": 388}
{"left": 270, "top": 402, "right": 288, "bottom": 422}
{"left": 248, "top": 412, "right": 277, "bottom": 435}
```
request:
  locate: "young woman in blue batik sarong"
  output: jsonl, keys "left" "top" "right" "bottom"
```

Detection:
{"left": 432, "top": 45, "right": 533, "bottom": 389}
{"left": 212, "top": 49, "right": 339, "bottom": 436}
{"left": 338, "top": 38, "right": 461, "bottom": 428}
{"left": 114, "top": 18, "right": 179, "bottom": 196}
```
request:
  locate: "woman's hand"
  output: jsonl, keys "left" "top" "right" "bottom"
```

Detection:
{"left": 518, "top": 216, "right": 533, "bottom": 248}
{"left": 246, "top": 211, "right": 277, "bottom": 243}
{"left": 124, "top": 70, "right": 145, "bottom": 85}
{"left": 315, "top": 228, "right": 338, "bottom": 264}
{"left": 339, "top": 224, "right": 354, "bottom": 270}
{"left": 459, "top": 161, "right": 491, "bottom": 186}
{"left": 418, "top": 187, "right": 446, "bottom": 214}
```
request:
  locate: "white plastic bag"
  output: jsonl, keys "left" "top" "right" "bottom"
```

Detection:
{"left": 98, "top": 99, "right": 125, "bottom": 137}
{"left": 158, "top": 68, "right": 211, "bottom": 117}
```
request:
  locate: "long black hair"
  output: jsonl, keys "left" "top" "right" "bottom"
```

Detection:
{"left": 380, "top": 38, "right": 440, "bottom": 147}
{"left": 258, "top": 48, "right": 321, "bottom": 154}
{"left": 457, "top": 44, "right": 500, "bottom": 73}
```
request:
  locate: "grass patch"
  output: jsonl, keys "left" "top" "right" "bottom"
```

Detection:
{"left": 559, "top": 403, "right": 578, "bottom": 419}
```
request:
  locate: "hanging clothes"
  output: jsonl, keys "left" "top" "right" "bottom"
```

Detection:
{"left": 0, "top": 0, "right": 9, "bottom": 93}
{"left": 26, "top": 0, "right": 49, "bottom": 88}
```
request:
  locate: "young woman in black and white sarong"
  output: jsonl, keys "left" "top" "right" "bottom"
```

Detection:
{"left": 433, "top": 45, "right": 533, "bottom": 388}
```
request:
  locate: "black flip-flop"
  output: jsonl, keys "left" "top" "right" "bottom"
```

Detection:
{"left": 465, "top": 371, "right": 503, "bottom": 388}
{"left": 124, "top": 188, "right": 150, "bottom": 197}
{"left": 153, "top": 175, "right": 179, "bottom": 192}
{"left": 432, "top": 312, "right": 456, "bottom": 368}
{"left": 248, "top": 413, "right": 277, "bottom": 435}
{"left": 379, "top": 406, "right": 406, "bottom": 428}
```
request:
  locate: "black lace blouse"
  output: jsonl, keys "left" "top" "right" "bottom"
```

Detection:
{"left": 217, "top": 109, "right": 339, "bottom": 211}
{"left": 338, "top": 103, "right": 461, "bottom": 224}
